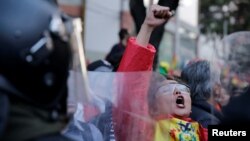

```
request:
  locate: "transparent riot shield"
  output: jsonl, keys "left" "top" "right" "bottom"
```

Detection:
{"left": 211, "top": 31, "right": 250, "bottom": 125}
{"left": 62, "top": 17, "right": 208, "bottom": 141}
{"left": 65, "top": 71, "right": 207, "bottom": 141}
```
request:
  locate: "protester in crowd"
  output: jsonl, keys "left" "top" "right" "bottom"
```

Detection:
{"left": 219, "top": 87, "right": 230, "bottom": 107}
{"left": 89, "top": 4, "right": 210, "bottom": 141}
{"left": 112, "top": 5, "right": 173, "bottom": 141}
{"left": 89, "top": 4, "right": 173, "bottom": 141}
{"left": 87, "top": 59, "right": 113, "bottom": 72}
{"left": 106, "top": 28, "right": 130, "bottom": 71}
{"left": 214, "top": 86, "right": 231, "bottom": 111}
{"left": 148, "top": 77, "right": 207, "bottom": 141}
{"left": 180, "top": 59, "right": 223, "bottom": 128}
{"left": 112, "top": 4, "right": 208, "bottom": 141}
{"left": 87, "top": 28, "right": 129, "bottom": 72}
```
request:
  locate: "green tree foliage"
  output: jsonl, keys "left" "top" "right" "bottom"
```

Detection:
{"left": 199, "top": 0, "right": 250, "bottom": 36}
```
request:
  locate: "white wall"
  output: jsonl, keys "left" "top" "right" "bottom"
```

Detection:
{"left": 178, "top": 0, "right": 198, "bottom": 27}
{"left": 84, "top": 0, "right": 121, "bottom": 62}
{"left": 198, "top": 35, "right": 222, "bottom": 61}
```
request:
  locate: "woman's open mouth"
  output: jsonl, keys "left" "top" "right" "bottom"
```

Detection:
{"left": 176, "top": 95, "right": 185, "bottom": 108}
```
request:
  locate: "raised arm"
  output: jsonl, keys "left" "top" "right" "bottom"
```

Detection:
{"left": 114, "top": 5, "right": 173, "bottom": 141}
{"left": 118, "top": 5, "right": 172, "bottom": 71}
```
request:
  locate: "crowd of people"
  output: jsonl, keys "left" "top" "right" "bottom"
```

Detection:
{"left": 0, "top": 0, "right": 250, "bottom": 141}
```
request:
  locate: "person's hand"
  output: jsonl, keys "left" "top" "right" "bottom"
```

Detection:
{"left": 136, "top": 5, "right": 172, "bottom": 47}
{"left": 144, "top": 5, "right": 173, "bottom": 28}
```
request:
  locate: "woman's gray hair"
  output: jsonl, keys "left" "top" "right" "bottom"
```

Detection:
{"left": 181, "top": 60, "right": 219, "bottom": 100}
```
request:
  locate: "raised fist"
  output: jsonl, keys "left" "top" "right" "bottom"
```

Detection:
{"left": 144, "top": 5, "right": 173, "bottom": 28}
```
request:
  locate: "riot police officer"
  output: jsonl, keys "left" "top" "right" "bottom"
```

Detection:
{"left": 0, "top": 0, "right": 73, "bottom": 140}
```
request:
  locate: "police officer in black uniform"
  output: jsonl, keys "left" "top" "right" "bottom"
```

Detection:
{"left": 0, "top": 0, "right": 73, "bottom": 140}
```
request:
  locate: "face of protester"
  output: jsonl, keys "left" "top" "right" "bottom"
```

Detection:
{"left": 218, "top": 88, "right": 231, "bottom": 106}
{"left": 154, "top": 83, "right": 192, "bottom": 118}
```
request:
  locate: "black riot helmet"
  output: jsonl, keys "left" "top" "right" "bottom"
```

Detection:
{"left": 0, "top": 0, "right": 72, "bottom": 109}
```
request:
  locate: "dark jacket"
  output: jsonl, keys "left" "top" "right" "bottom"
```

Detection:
{"left": 91, "top": 102, "right": 114, "bottom": 141}
{"left": 105, "top": 43, "right": 126, "bottom": 71}
{"left": 190, "top": 100, "right": 223, "bottom": 128}
{"left": 221, "top": 87, "right": 250, "bottom": 125}
{"left": 87, "top": 60, "right": 113, "bottom": 72}
{"left": 0, "top": 75, "right": 71, "bottom": 141}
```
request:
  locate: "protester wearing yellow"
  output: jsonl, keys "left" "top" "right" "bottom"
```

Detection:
{"left": 148, "top": 80, "right": 208, "bottom": 141}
